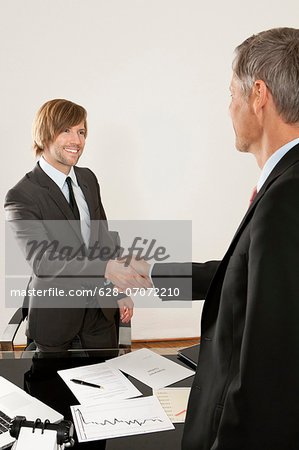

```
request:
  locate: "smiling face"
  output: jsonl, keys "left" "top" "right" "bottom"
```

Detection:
{"left": 43, "top": 122, "right": 86, "bottom": 174}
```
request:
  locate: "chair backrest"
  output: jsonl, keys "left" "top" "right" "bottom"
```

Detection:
{"left": 0, "top": 308, "right": 24, "bottom": 351}
{"left": 0, "top": 307, "right": 131, "bottom": 351}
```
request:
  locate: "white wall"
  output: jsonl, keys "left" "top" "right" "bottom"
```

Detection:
{"left": 1, "top": 0, "right": 298, "bottom": 342}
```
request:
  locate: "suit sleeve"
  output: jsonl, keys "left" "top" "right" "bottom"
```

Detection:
{"left": 151, "top": 260, "right": 220, "bottom": 300}
{"left": 212, "top": 179, "right": 299, "bottom": 450}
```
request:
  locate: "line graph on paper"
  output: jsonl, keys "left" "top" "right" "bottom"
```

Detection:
{"left": 76, "top": 408, "right": 163, "bottom": 428}
{"left": 71, "top": 396, "right": 174, "bottom": 442}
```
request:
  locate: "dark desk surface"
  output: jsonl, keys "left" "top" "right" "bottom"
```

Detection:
{"left": 0, "top": 349, "right": 194, "bottom": 450}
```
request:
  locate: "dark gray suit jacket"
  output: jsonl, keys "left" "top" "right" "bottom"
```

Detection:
{"left": 153, "top": 143, "right": 299, "bottom": 450}
{"left": 5, "top": 163, "right": 121, "bottom": 346}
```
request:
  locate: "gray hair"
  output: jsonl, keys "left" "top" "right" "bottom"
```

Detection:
{"left": 233, "top": 27, "right": 299, "bottom": 124}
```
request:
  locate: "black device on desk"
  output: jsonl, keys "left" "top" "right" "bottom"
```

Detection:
{"left": 10, "top": 416, "right": 75, "bottom": 448}
{"left": 177, "top": 344, "right": 200, "bottom": 369}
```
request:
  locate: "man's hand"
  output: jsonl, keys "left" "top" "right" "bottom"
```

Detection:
{"left": 105, "top": 259, "right": 152, "bottom": 291}
{"left": 129, "top": 255, "right": 151, "bottom": 278}
{"left": 117, "top": 296, "right": 134, "bottom": 323}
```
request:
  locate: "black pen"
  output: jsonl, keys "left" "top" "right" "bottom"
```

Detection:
{"left": 71, "top": 379, "right": 103, "bottom": 389}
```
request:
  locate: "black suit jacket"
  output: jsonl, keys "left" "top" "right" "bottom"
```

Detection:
{"left": 153, "top": 143, "right": 299, "bottom": 450}
{"left": 5, "top": 163, "right": 121, "bottom": 345}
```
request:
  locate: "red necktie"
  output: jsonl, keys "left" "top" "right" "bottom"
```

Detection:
{"left": 249, "top": 186, "right": 257, "bottom": 208}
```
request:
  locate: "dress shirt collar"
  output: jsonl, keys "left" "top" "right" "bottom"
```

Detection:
{"left": 257, "top": 137, "right": 299, "bottom": 192}
{"left": 39, "top": 155, "right": 79, "bottom": 189}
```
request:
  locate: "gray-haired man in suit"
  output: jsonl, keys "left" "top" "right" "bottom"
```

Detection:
{"left": 129, "top": 28, "right": 299, "bottom": 449}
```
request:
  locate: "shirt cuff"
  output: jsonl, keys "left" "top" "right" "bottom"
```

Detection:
{"left": 149, "top": 263, "right": 155, "bottom": 285}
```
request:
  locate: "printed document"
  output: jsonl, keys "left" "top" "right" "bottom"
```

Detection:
{"left": 58, "top": 362, "right": 141, "bottom": 405}
{"left": 154, "top": 388, "right": 191, "bottom": 423}
{"left": 71, "top": 395, "right": 174, "bottom": 442}
{"left": 105, "top": 349, "right": 194, "bottom": 389}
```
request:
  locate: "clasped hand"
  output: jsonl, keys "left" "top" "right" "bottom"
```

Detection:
{"left": 105, "top": 256, "right": 151, "bottom": 292}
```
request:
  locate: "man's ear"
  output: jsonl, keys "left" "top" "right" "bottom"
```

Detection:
{"left": 252, "top": 79, "right": 268, "bottom": 116}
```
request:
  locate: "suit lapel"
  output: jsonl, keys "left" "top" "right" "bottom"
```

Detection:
{"left": 201, "top": 144, "right": 299, "bottom": 329}
{"left": 74, "top": 167, "right": 102, "bottom": 247}
{"left": 74, "top": 167, "right": 96, "bottom": 219}
{"left": 74, "top": 167, "right": 107, "bottom": 247}
{"left": 231, "top": 143, "right": 299, "bottom": 246}
{"left": 30, "top": 163, "right": 84, "bottom": 242}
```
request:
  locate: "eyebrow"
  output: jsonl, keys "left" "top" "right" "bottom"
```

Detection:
{"left": 65, "top": 125, "right": 85, "bottom": 130}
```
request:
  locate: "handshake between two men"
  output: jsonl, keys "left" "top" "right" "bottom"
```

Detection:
{"left": 105, "top": 247, "right": 194, "bottom": 311}
{"left": 105, "top": 256, "right": 152, "bottom": 292}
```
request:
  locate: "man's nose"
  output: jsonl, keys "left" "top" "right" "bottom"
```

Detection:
{"left": 69, "top": 130, "right": 81, "bottom": 144}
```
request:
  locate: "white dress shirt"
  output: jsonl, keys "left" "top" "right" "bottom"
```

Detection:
{"left": 39, "top": 155, "right": 91, "bottom": 247}
{"left": 257, "top": 138, "right": 299, "bottom": 192}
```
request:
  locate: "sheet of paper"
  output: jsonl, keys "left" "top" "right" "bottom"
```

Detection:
{"left": 14, "top": 427, "right": 57, "bottom": 450}
{"left": 154, "top": 388, "right": 191, "bottom": 423}
{"left": 105, "top": 348, "right": 194, "bottom": 389}
{"left": 71, "top": 395, "right": 174, "bottom": 442}
{"left": 58, "top": 362, "right": 141, "bottom": 405}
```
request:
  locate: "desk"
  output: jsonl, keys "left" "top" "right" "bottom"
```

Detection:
{"left": 0, "top": 349, "right": 194, "bottom": 449}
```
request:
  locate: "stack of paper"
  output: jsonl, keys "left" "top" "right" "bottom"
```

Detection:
{"left": 58, "top": 349, "right": 194, "bottom": 442}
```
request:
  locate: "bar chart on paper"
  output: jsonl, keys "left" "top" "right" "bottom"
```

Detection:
{"left": 71, "top": 396, "right": 174, "bottom": 442}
